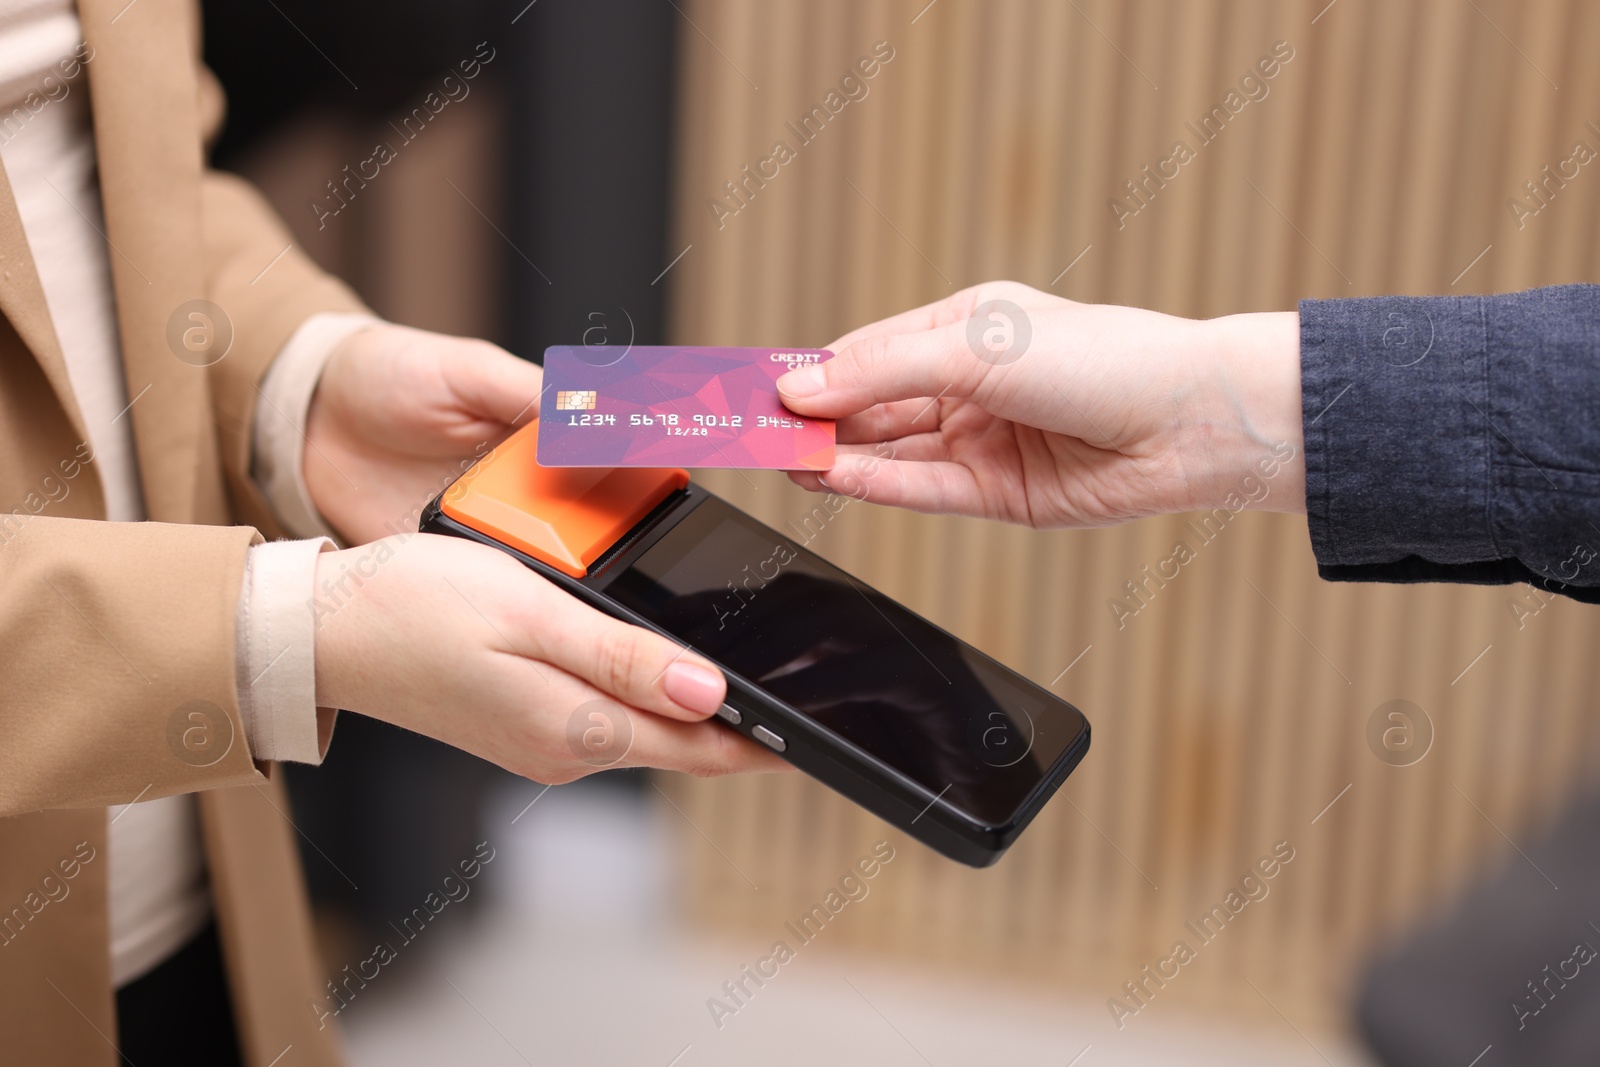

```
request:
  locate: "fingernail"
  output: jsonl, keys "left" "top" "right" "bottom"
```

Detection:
{"left": 664, "top": 660, "right": 725, "bottom": 715}
{"left": 776, "top": 366, "right": 825, "bottom": 398}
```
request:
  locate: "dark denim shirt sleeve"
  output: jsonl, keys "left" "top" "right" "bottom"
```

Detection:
{"left": 1299, "top": 283, "right": 1600, "bottom": 602}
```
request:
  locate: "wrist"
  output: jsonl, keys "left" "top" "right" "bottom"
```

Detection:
{"left": 1190, "top": 310, "right": 1306, "bottom": 514}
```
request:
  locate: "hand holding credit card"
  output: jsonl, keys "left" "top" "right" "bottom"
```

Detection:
{"left": 537, "top": 345, "right": 836, "bottom": 470}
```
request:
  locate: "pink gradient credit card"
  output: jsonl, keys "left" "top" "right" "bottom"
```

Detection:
{"left": 537, "top": 345, "right": 836, "bottom": 470}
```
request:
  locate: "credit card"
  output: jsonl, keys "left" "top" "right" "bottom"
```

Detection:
{"left": 538, "top": 345, "right": 836, "bottom": 470}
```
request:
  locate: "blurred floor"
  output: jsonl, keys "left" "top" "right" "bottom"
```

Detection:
{"left": 337, "top": 778, "right": 1377, "bottom": 1067}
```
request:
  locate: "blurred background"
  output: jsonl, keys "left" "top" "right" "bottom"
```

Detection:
{"left": 203, "top": 1, "right": 1600, "bottom": 1064}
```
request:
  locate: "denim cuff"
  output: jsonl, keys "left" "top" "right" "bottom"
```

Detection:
{"left": 1299, "top": 285, "right": 1600, "bottom": 601}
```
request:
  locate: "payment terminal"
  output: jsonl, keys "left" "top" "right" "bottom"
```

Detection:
{"left": 421, "top": 422, "right": 1091, "bottom": 867}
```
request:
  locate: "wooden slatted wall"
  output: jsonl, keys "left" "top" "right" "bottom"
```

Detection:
{"left": 659, "top": 0, "right": 1600, "bottom": 1031}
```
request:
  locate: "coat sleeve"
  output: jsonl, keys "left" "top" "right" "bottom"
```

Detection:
{"left": 0, "top": 22, "right": 375, "bottom": 815}
{"left": 201, "top": 169, "right": 373, "bottom": 541}
{"left": 1300, "top": 283, "right": 1600, "bottom": 600}
{"left": 0, "top": 516, "right": 268, "bottom": 815}
{"left": 195, "top": 26, "right": 373, "bottom": 538}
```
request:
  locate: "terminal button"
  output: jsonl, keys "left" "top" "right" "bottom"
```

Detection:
{"left": 752, "top": 725, "right": 786, "bottom": 752}
{"left": 716, "top": 704, "right": 742, "bottom": 725}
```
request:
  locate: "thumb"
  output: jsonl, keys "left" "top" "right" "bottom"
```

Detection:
{"left": 448, "top": 343, "right": 546, "bottom": 427}
{"left": 775, "top": 322, "right": 990, "bottom": 418}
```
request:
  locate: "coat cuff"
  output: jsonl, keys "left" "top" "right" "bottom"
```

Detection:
{"left": 236, "top": 537, "right": 338, "bottom": 765}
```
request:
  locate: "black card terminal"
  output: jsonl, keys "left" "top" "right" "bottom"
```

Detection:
{"left": 421, "top": 422, "right": 1091, "bottom": 867}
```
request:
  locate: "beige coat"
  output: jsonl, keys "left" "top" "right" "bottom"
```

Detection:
{"left": 0, "top": 1, "right": 368, "bottom": 1063}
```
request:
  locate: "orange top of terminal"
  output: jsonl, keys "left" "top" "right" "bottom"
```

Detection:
{"left": 440, "top": 422, "right": 689, "bottom": 577}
